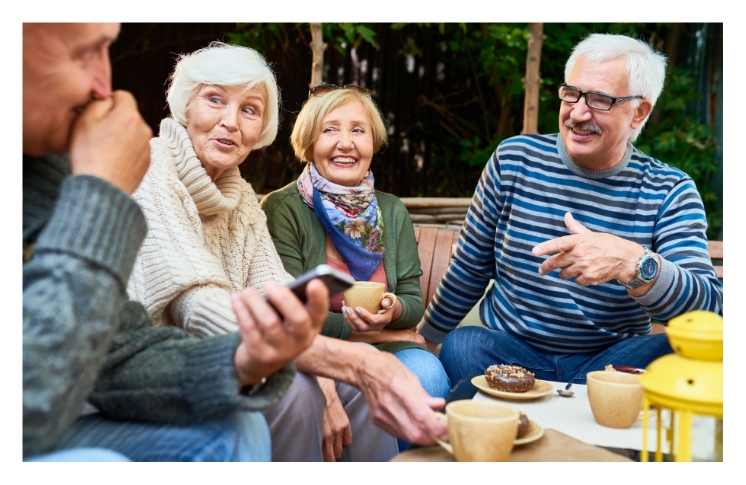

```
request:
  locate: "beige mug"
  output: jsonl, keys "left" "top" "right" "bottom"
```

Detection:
{"left": 432, "top": 400, "right": 519, "bottom": 462}
{"left": 586, "top": 370, "right": 644, "bottom": 429}
{"left": 343, "top": 282, "right": 397, "bottom": 314}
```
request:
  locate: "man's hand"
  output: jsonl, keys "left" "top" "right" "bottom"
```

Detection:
{"left": 318, "top": 377, "right": 352, "bottom": 461}
{"left": 354, "top": 351, "right": 447, "bottom": 446}
{"left": 69, "top": 90, "right": 152, "bottom": 194}
{"left": 531, "top": 212, "right": 643, "bottom": 286}
{"left": 232, "top": 280, "right": 328, "bottom": 387}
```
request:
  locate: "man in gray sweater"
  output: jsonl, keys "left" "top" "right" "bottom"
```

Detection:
{"left": 22, "top": 23, "right": 328, "bottom": 461}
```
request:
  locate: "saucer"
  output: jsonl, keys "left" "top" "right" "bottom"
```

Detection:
{"left": 434, "top": 413, "right": 544, "bottom": 446}
{"left": 471, "top": 376, "right": 554, "bottom": 401}
{"left": 514, "top": 420, "right": 544, "bottom": 446}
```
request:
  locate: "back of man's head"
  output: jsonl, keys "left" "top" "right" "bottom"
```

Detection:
{"left": 565, "top": 34, "right": 667, "bottom": 142}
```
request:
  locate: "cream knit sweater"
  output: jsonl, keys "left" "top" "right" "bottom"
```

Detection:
{"left": 127, "top": 118, "right": 293, "bottom": 337}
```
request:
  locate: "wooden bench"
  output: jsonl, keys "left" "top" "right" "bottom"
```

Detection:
{"left": 414, "top": 227, "right": 460, "bottom": 310}
{"left": 414, "top": 226, "right": 723, "bottom": 312}
{"left": 709, "top": 241, "right": 723, "bottom": 280}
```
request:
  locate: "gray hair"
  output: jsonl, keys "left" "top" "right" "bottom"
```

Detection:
{"left": 166, "top": 42, "right": 280, "bottom": 150}
{"left": 565, "top": 33, "right": 667, "bottom": 142}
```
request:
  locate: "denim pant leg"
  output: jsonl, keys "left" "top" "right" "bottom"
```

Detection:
{"left": 56, "top": 411, "right": 271, "bottom": 462}
{"left": 438, "top": 327, "right": 557, "bottom": 384}
{"left": 393, "top": 347, "right": 452, "bottom": 452}
{"left": 394, "top": 348, "right": 452, "bottom": 400}
{"left": 25, "top": 447, "right": 130, "bottom": 462}
{"left": 567, "top": 333, "right": 673, "bottom": 384}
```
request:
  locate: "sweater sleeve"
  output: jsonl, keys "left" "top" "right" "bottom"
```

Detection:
{"left": 127, "top": 155, "right": 238, "bottom": 335}
{"left": 23, "top": 174, "right": 148, "bottom": 458}
{"left": 261, "top": 187, "right": 351, "bottom": 340}
{"left": 632, "top": 178, "right": 723, "bottom": 318}
{"left": 89, "top": 300, "right": 294, "bottom": 425}
{"left": 383, "top": 194, "right": 424, "bottom": 329}
{"left": 418, "top": 151, "right": 500, "bottom": 343}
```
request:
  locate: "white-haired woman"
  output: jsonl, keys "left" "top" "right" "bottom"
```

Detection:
{"left": 127, "top": 43, "right": 398, "bottom": 462}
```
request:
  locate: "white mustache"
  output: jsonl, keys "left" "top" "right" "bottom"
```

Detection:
{"left": 565, "top": 119, "right": 602, "bottom": 135}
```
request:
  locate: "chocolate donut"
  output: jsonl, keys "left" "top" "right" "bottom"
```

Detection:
{"left": 484, "top": 364, "right": 536, "bottom": 393}
{"left": 517, "top": 412, "right": 530, "bottom": 438}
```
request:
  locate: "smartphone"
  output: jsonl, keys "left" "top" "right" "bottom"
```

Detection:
{"left": 284, "top": 264, "right": 355, "bottom": 303}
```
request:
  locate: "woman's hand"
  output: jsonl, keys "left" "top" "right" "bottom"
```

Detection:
{"left": 341, "top": 296, "right": 401, "bottom": 332}
{"left": 318, "top": 377, "right": 352, "bottom": 461}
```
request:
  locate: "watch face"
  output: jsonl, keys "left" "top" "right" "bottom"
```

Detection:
{"left": 640, "top": 256, "right": 658, "bottom": 280}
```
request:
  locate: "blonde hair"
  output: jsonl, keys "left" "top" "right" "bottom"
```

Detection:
{"left": 166, "top": 42, "right": 280, "bottom": 150}
{"left": 291, "top": 89, "right": 388, "bottom": 163}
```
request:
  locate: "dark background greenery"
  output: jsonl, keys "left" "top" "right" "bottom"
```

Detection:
{"left": 111, "top": 23, "right": 722, "bottom": 239}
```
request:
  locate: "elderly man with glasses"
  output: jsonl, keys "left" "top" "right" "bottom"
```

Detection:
{"left": 417, "top": 33, "right": 722, "bottom": 387}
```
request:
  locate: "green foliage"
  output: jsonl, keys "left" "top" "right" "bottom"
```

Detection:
{"left": 635, "top": 67, "right": 721, "bottom": 239}
{"left": 225, "top": 23, "right": 722, "bottom": 235}
{"left": 227, "top": 23, "right": 293, "bottom": 55}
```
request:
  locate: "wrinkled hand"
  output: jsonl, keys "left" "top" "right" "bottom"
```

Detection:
{"left": 531, "top": 212, "right": 642, "bottom": 286}
{"left": 232, "top": 280, "right": 328, "bottom": 387}
{"left": 341, "top": 296, "right": 400, "bottom": 332}
{"left": 356, "top": 352, "right": 447, "bottom": 445}
{"left": 318, "top": 377, "right": 352, "bottom": 461}
{"left": 69, "top": 90, "right": 152, "bottom": 194}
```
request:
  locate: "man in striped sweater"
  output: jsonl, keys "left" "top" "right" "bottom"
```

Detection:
{"left": 418, "top": 34, "right": 723, "bottom": 386}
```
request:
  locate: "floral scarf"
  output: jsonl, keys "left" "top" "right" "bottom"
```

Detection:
{"left": 297, "top": 163, "right": 384, "bottom": 281}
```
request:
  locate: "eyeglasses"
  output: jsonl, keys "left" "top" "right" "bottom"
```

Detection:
{"left": 558, "top": 83, "right": 643, "bottom": 111}
{"left": 308, "top": 84, "right": 372, "bottom": 99}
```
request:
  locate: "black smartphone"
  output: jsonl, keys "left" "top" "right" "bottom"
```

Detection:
{"left": 284, "top": 264, "right": 355, "bottom": 303}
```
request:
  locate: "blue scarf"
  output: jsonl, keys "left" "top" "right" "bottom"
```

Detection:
{"left": 297, "top": 164, "right": 384, "bottom": 281}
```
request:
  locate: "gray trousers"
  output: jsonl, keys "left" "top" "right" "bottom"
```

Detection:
{"left": 263, "top": 371, "right": 399, "bottom": 461}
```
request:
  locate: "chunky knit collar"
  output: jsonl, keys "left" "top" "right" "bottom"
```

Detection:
{"left": 158, "top": 118, "right": 243, "bottom": 217}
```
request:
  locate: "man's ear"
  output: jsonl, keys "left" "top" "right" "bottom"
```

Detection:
{"left": 630, "top": 99, "right": 653, "bottom": 129}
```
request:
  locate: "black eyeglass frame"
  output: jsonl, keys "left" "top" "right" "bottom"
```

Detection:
{"left": 558, "top": 83, "right": 643, "bottom": 111}
{"left": 308, "top": 83, "right": 372, "bottom": 99}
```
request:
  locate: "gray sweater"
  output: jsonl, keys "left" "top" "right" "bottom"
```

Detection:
{"left": 22, "top": 154, "right": 293, "bottom": 458}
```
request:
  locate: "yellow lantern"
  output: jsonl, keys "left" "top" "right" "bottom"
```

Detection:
{"left": 639, "top": 310, "right": 723, "bottom": 461}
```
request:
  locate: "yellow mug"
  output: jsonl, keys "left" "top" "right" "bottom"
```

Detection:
{"left": 433, "top": 400, "right": 519, "bottom": 462}
{"left": 343, "top": 281, "right": 397, "bottom": 314}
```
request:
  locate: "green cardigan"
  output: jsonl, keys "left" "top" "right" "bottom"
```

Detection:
{"left": 261, "top": 182, "right": 425, "bottom": 354}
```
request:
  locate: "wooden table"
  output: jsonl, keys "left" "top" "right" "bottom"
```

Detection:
{"left": 391, "top": 429, "right": 632, "bottom": 462}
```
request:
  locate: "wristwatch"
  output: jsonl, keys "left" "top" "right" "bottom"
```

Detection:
{"left": 620, "top": 246, "right": 659, "bottom": 289}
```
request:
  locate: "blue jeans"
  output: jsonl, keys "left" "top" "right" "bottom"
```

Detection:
{"left": 439, "top": 326, "right": 673, "bottom": 386}
{"left": 53, "top": 411, "right": 271, "bottom": 462}
{"left": 25, "top": 448, "right": 130, "bottom": 462}
{"left": 394, "top": 347, "right": 451, "bottom": 452}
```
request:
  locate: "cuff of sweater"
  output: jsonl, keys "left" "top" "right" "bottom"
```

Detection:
{"left": 629, "top": 256, "right": 675, "bottom": 308}
{"left": 322, "top": 312, "right": 352, "bottom": 340}
{"left": 35, "top": 175, "right": 147, "bottom": 287}
{"left": 417, "top": 318, "right": 449, "bottom": 344}
{"left": 181, "top": 332, "right": 296, "bottom": 416}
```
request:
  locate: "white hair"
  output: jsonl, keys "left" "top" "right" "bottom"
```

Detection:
{"left": 565, "top": 33, "right": 667, "bottom": 142}
{"left": 166, "top": 42, "right": 280, "bottom": 150}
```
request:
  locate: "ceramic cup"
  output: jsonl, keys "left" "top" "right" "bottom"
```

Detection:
{"left": 433, "top": 400, "right": 519, "bottom": 462}
{"left": 586, "top": 370, "right": 644, "bottom": 429}
{"left": 343, "top": 282, "right": 397, "bottom": 314}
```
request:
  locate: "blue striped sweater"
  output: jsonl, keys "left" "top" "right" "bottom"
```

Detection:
{"left": 419, "top": 134, "right": 723, "bottom": 354}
